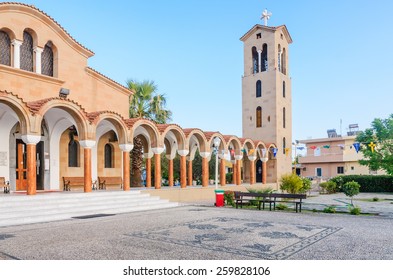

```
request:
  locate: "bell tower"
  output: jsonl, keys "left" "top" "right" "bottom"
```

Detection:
{"left": 240, "top": 9, "right": 293, "bottom": 182}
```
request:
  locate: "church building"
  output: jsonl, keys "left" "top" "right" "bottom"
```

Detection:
{"left": 0, "top": 3, "right": 291, "bottom": 195}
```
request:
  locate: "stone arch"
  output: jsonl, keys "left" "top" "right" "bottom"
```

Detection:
{"left": 89, "top": 112, "right": 129, "bottom": 145}
{"left": 128, "top": 118, "right": 160, "bottom": 150}
{"left": 157, "top": 124, "right": 187, "bottom": 157}
{"left": 183, "top": 129, "right": 208, "bottom": 159}
{"left": 0, "top": 91, "right": 31, "bottom": 135}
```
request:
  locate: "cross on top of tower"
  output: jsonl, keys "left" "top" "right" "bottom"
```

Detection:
{"left": 261, "top": 8, "right": 272, "bottom": 26}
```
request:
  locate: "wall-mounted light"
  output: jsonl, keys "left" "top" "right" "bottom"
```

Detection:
{"left": 59, "top": 88, "right": 70, "bottom": 98}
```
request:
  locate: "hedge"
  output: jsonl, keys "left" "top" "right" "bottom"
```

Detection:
{"left": 330, "top": 175, "right": 393, "bottom": 192}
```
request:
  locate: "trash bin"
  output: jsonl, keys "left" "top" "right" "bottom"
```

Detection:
{"left": 215, "top": 189, "right": 225, "bottom": 207}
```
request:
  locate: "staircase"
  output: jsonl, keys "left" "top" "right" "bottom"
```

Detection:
{"left": 0, "top": 191, "right": 179, "bottom": 227}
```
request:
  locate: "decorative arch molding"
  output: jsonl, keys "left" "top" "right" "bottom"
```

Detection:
{"left": 0, "top": 90, "right": 32, "bottom": 135}
{"left": 204, "top": 132, "right": 225, "bottom": 151}
{"left": 27, "top": 97, "right": 90, "bottom": 139}
{"left": 183, "top": 128, "right": 208, "bottom": 154}
{"left": 87, "top": 111, "right": 129, "bottom": 145}
{"left": 156, "top": 124, "right": 187, "bottom": 151}
{"left": 223, "top": 135, "right": 242, "bottom": 155}
{"left": 126, "top": 118, "right": 160, "bottom": 149}
{"left": 0, "top": 2, "right": 94, "bottom": 57}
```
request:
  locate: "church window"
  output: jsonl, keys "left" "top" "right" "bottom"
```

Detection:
{"left": 261, "top": 44, "right": 268, "bottom": 72}
{"left": 104, "top": 144, "right": 114, "bottom": 168}
{"left": 20, "top": 31, "right": 34, "bottom": 72}
{"left": 252, "top": 46, "right": 259, "bottom": 74}
{"left": 256, "top": 33, "right": 261, "bottom": 39}
{"left": 283, "top": 107, "right": 286, "bottom": 128}
{"left": 0, "top": 31, "right": 11, "bottom": 66}
{"left": 283, "top": 137, "right": 286, "bottom": 155}
{"left": 256, "top": 107, "right": 262, "bottom": 128}
{"left": 283, "top": 81, "right": 286, "bottom": 98}
{"left": 282, "top": 48, "right": 287, "bottom": 75}
{"left": 256, "top": 80, "right": 262, "bottom": 98}
{"left": 277, "top": 44, "right": 281, "bottom": 72}
{"left": 41, "top": 42, "right": 53, "bottom": 77}
{"left": 68, "top": 140, "right": 79, "bottom": 167}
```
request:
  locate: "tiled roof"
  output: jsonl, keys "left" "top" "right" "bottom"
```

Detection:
{"left": 26, "top": 97, "right": 88, "bottom": 117}
{"left": 86, "top": 111, "right": 126, "bottom": 124}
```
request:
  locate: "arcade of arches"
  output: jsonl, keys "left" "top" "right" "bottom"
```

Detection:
{"left": 0, "top": 3, "right": 280, "bottom": 195}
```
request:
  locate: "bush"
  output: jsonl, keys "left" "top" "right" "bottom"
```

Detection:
{"left": 323, "top": 206, "right": 336, "bottom": 213}
{"left": 224, "top": 191, "right": 235, "bottom": 207}
{"left": 349, "top": 206, "right": 361, "bottom": 215}
{"left": 373, "top": 197, "right": 379, "bottom": 202}
{"left": 330, "top": 175, "right": 393, "bottom": 192}
{"left": 342, "top": 181, "right": 360, "bottom": 205}
{"left": 280, "top": 174, "right": 310, "bottom": 194}
{"left": 226, "top": 173, "right": 233, "bottom": 184}
{"left": 319, "top": 181, "right": 338, "bottom": 194}
{"left": 246, "top": 187, "right": 274, "bottom": 194}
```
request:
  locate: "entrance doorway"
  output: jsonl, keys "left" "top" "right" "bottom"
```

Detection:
{"left": 15, "top": 139, "right": 44, "bottom": 191}
{"left": 256, "top": 160, "right": 263, "bottom": 183}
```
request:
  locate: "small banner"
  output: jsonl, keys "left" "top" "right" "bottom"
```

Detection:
{"left": 284, "top": 148, "right": 290, "bottom": 156}
{"left": 323, "top": 145, "right": 330, "bottom": 149}
{"left": 272, "top": 148, "right": 278, "bottom": 157}
{"left": 248, "top": 149, "right": 255, "bottom": 156}
{"left": 261, "top": 148, "right": 267, "bottom": 157}
{"left": 353, "top": 142, "right": 361, "bottom": 153}
{"left": 310, "top": 145, "right": 317, "bottom": 150}
{"left": 368, "top": 142, "right": 376, "bottom": 153}
{"left": 338, "top": 144, "right": 345, "bottom": 150}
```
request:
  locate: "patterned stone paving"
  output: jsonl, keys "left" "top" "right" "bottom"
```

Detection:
{"left": 127, "top": 217, "right": 342, "bottom": 259}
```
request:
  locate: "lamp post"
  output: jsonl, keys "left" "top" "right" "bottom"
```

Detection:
{"left": 213, "top": 137, "right": 221, "bottom": 189}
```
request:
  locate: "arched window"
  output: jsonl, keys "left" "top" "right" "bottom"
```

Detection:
{"left": 41, "top": 42, "right": 53, "bottom": 77}
{"left": 256, "top": 80, "right": 262, "bottom": 98}
{"left": 68, "top": 140, "right": 79, "bottom": 167}
{"left": 104, "top": 144, "right": 114, "bottom": 168}
{"left": 282, "top": 48, "right": 287, "bottom": 75}
{"left": 0, "top": 31, "right": 11, "bottom": 66}
{"left": 283, "top": 81, "right": 286, "bottom": 98}
{"left": 20, "top": 31, "right": 33, "bottom": 72}
{"left": 256, "top": 107, "right": 262, "bottom": 128}
{"left": 261, "top": 44, "right": 268, "bottom": 72}
{"left": 283, "top": 137, "right": 286, "bottom": 155}
{"left": 283, "top": 107, "right": 286, "bottom": 128}
{"left": 252, "top": 46, "right": 259, "bottom": 74}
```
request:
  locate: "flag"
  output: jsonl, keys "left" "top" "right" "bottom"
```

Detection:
{"left": 323, "top": 145, "right": 330, "bottom": 149}
{"left": 338, "top": 144, "right": 345, "bottom": 150}
{"left": 272, "top": 148, "right": 278, "bottom": 157}
{"left": 284, "top": 148, "right": 290, "bottom": 156}
{"left": 297, "top": 147, "right": 305, "bottom": 150}
{"left": 353, "top": 142, "right": 361, "bottom": 153}
{"left": 310, "top": 146, "right": 317, "bottom": 150}
{"left": 248, "top": 149, "right": 255, "bottom": 156}
{"left": 261, "top": 148, "right": 267, "bottom": 157}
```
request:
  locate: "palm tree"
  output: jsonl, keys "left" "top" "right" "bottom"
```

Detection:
{"left": 127, "top": 79, "right": 172, "bottom": 187}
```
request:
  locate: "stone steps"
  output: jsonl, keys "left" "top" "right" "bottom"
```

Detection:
{"left": 0, "top": 191, "right": 179, "bottom": 227}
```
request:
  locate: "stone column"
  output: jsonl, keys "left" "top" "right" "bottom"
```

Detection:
{"left": 262, "top": 157, "right": 268, "bottom": 184}
{"left": 80, "top": 140, "right": 96, "bottom": 193}
{"left": 187, "top": 158, "right": 193, "bottom": 186}
{"left": 33, "top": 46, "right": 43, "bottom": 74}
{"left": 257, "top": 49, "right": 262, "bottom": 73}
{"left": 200, "top": 152, "right": 210, "bottom": 187}
{"left": 119, "top": 144, "right": 133, "bottom": 191}
{"left": 22, "top": 135, "right": 41, "bottom": 195}
{"left": 248, "top": 155, "right": 257, "bottom": 186}
{"left": 11, "top": 39, "right": 22, "bottom": 69}
{"left": 178, "top": 150, "right": 189, "bottom": 189}
{"left": 235, "top": 155, "right": 243, "bottom": 186}
{"left": 152, "top": 147, "right": 164, "bottom": 189}
{"left": 220, "top": 158, "right": 226, "bottom": 186}
{"left": 232, "top": 160, "right": 237, "bottom": 184}
{"left": 146, "top": 157, "right": 151, "bottom": 188}
{"left": 168, "top": 158, "right": 174, "bottom": 187}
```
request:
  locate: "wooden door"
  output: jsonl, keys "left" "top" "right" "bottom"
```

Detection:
{"left": 16, "top": 140, "right": 27, "bottom": 191}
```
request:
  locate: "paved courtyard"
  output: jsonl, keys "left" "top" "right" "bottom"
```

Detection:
{"left": 1, "top": 204, "right": 392, "bottom": 260}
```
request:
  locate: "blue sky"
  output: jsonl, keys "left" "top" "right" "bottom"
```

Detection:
{"left": 25, "top": 0, "right": 393, "bottom": 141}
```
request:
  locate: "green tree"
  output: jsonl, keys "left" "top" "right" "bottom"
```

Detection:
{"left": 127, "top": 80, "right": 172, "bottom": 187}
{"left": 356, "top": 114, "right": 393, "bottom": 175}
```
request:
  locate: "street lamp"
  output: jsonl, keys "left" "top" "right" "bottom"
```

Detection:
{"left": 213, "top": 137, "right": 221, "bottom": 189}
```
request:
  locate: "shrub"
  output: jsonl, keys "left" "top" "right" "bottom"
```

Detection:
{"left": 323, "top": 206, "right": 336, "bottom": 213}
{"left": 330, "top": 175, "right": 393, "bottom": 192}
{"left": 224, "top": 191, "right": 235, "bottom": 207}
{"left": 301, "top": 177, "right": 312, "bottom": 193}
{"left": 280, "top": 173, "right": 310, "bottom": 194}
{"left": 246, "top": 187, "right": 274, "bottom": 194}
{"left": 349, "top": 206, "right": 361, "bottom": 215}
{"left": 226, "top": 173, "right": 233, "bottom": 184}
{"left": 372, "top": 197, "right": 379, "bottom": 202}
{"left": 319, "top": 181, "right": 338, "bottom": 194}
{"left": 342, "top": 181, "right": 360, "bottom": 205}
{"left": 275, "top": 203, "right": 288, "bottom": 210}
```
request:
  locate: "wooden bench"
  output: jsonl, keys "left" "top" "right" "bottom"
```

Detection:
{"left": 270, "top": 193, "right": 307, "bottom": 213}
{"left": 234, "top": 191, "right": 273, "bottom": 210}
{"left": 0, "top": 177, "right": 10, "bottom": 193}
{"left": 98, "top": 176, "right": 123, "bottom": 190}
{"left": 63, "top": 177, "right": 85, "bottom": 191}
